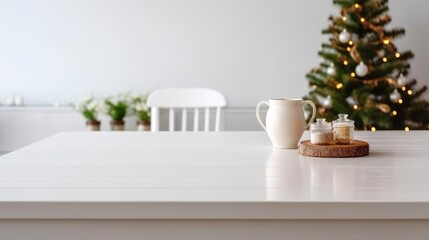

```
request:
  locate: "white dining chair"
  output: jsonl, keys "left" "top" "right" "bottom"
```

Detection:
{"left": 147, "top": 88, "right": 227, "bottom": 132}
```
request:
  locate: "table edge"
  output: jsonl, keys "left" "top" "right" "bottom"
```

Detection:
{"left": 1, "top": 201, "right": 429, "bottom": 220}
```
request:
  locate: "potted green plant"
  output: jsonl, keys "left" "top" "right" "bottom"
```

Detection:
{"left": 104, "top": 93, "right": 130, "bottom": 131}
{"left": 131, "top": 93, "right": 151, "bottom": 131}
{"left": 75, "top": 97, "right": 101, "bottom": 131}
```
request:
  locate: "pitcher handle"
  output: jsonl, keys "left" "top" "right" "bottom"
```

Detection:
{"left": 256, "top": 100, "right": 270, "bottom": 130}
{"left": 302, "top": 100, "right": 316, "bottom": 130}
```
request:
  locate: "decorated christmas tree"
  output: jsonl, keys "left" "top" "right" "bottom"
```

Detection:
{"left": 305, "top": 0, "right": 429, "bottom": 130}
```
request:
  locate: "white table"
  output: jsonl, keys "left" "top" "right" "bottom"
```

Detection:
{"left": 1, "top": 131, "right": 429, "bottom": 240}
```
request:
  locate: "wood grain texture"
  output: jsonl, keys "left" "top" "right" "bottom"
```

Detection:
{"left": 299, "top": 140, "right": 369, "bottom": 158}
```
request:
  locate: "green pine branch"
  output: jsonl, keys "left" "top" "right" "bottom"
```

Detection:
{"left": 412, "top": 85, "right": 428, "bottom": 100}
{"left": 369, "top": 62, "right": 410, "bottom": 78}
{"left": 318, "top": 51, "right": 340, "bottom": 63}
{"left": 333, "top": 0, "right": 353, "bottom": 8}
{"left": 306, "top": 73, "right": 326, "bottom": 86}
{"left": 384, "top": 28, "right": 405, "bottom": 38}
{"left": 396, "top": 50, "right": 414, "bottom": 61}
{"left": 367, "top": 6, "right": 389, "bottom": 19}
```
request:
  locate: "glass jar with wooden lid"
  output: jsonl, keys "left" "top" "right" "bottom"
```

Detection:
{"left": 332, "top": 114, "right": 355, "bottom": 144}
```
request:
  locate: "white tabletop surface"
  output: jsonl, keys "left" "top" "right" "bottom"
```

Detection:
{"left": 1, "top": 131, "right": 429, "bottom": 219}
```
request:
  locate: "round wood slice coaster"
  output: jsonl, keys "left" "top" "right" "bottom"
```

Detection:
{"left": 299, "top": 140, "right": 369, "bottom": 158}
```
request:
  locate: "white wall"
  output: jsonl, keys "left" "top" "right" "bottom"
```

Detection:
{"left": 0, "top": 0, "right": 428, "bottom": 107}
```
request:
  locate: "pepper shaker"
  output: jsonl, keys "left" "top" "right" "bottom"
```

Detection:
{"left": 333, "top": 114, "right": 355, "bottom": 144}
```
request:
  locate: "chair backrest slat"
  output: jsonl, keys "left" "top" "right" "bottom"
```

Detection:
{"left": 147, "top": 88, "right": 226, "bottom": 132}
{"left": 169, "top": 108, "right": 175, "bottom": 132}
{"left": 215, "top": 107, "right": 221, "bottom": 132}
{"left": 193, "top": 108, "right": 199, "bottom": 132}
{"left": 151, "top": 107, "right": 160, "bottom": 131}
{"left": 182, "top": 109, "right": 187, "bottom": 132}
{"left": 204, "top": 107, "right": 210, "bottom": 132}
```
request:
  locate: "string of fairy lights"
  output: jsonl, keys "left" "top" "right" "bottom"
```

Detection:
{"left": 314, "top": 2, "right": 413, "bottom": 131}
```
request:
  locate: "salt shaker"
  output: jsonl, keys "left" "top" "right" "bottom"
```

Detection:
{"left": 333, "top": 114, "right": 355, "bottom": 144}
{"left": 310, "top": 118, "right": 334, "bottom": 145}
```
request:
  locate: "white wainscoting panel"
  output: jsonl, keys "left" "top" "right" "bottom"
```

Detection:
{"left": 0, "top": 107, "right": 262, "bottom": 151}
{"left": 0, "top": 107, "right": 83, "bottom": 152}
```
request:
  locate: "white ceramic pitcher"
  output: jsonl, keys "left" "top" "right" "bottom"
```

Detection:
{"left": 256, "top": 99, "right": 316, "bottom": 149}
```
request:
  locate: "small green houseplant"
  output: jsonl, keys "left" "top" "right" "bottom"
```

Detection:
{"left": 104, "top": 93, "right": 130, "bottom": 131}
{"left": 75, "top": 97, "right": 101, "bottom": 131}
{"left": 131, "top": 93, "right": 151, "bottom": 131}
